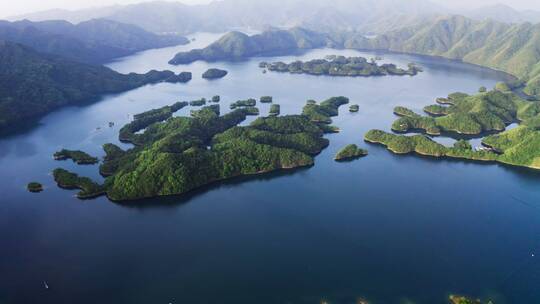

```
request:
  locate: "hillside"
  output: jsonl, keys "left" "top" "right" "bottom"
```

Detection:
{"left": 0, "top": 41, "right": 186, "bottom": 133}
{"left": 0, "top": 19, "right": 188, "bottom": 64}
{"left": 169, "top": 28, "right": 329, "bottom": 64}
{"left": 331, "top": 15, "right": 540, "bottom": 96}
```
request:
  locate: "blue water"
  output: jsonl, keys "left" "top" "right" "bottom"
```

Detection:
{"left": 0, "top": 32, "right": 539, "bottom": 304}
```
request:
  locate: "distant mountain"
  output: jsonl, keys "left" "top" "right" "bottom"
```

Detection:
{"left": 171, "top": 15, "right": 540, "bottom": 96}
{"left": 0, "top": 41, "right": 186, "bottom": 133}
{"left": 8, "top": 0, "right": 445, "bottom": 34}
{"left": 336, "top": 15, "right": 540, "bottom": 95}
{"left": 0, "top": 19, "right": 189, "bottom": 64}
{"left": 169, "top": 28, "right": 330, "bottom": 64}
{"left": 464, "top": 4, "right": 540, "bottom": 24}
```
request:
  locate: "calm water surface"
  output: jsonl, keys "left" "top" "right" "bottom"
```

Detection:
{"left": 0, "top": 32, "right": 539, "bottom": 304}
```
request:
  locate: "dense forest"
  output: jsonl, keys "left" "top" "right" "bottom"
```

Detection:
{"left": 52, "top": 97, "right": 349, "bottom": 201}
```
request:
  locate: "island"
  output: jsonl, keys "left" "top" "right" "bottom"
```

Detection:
{"left": 52, "top": 96, "right": 349, "bottom": 201}
{"left": 54, "top": 149, "right": 99, "bottom": 165}
{"left": 190, "top": 98, "right": 207, "bottom": 106}
{"left": 230, "top": 98, "right": 257, "bottom": 109}
{"left": 202, "top": 68, "right": 228, "bottom": 79}
{"left": 364, "top": 88, "right": 540, "bottom": 170}
{"left": 349, "top": 104, "right": 359, "bottom": 112}
{"left": 211, "top": 95, "right": 220, "bottom": 103}
{"left": 269, "top": 104, "right": 280, "bottom": 116}
{"left": 260, "top": 96, "right": 273, "bottom": 103}
{"left": 334, "top": 144, "right": 368, "bottom": 161}
{"left": 242, "top": 107, "right": 260, "bottom": 116}
{"left": 27, "top": 182, "right": 43, "bottom": 193}
{"left": 260, "top": 56, "right": 422, "bottom": 77}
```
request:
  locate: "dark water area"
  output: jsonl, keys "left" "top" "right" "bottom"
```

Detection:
{"left": 0, "top": 32, "right": 539, "bottom": 304}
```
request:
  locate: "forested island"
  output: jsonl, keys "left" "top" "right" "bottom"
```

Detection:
{"left": 391, "top": 89, "right": 523, "bottom": 136}
{"left": 365, "top": 88, "right": 540, "bottom": 170}
{"left": 53, "top": 96, "right": 349, "bottom": 201}
{"left": 0, "top": 19, "right": 189, "bottom": 65}
{"left": 168, "top": 20, "right": 540, "bottom": 97}
{"left": 27, "top": 182, "right": 43, "bottom": 193}
{"left": 54, "top": 149, "right": 99, "bottom": 165}
{"left": 335, "top": 144, "right": 368, "bottom": 161}
{"left": 202, "top": 68, "right": 228, "bottom": 79}
{"left": 230, "top": 98, "right": 256, "bottom": 109}
{"left": 260, "top": 56, "right": 422, "bottom": 77}
{"left": 53, "top": 168, "right": 105, "bottom": 199}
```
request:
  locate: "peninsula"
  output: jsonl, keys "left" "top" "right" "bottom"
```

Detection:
{"left": 27, "top": 182, "right": 43, "bottom": 193}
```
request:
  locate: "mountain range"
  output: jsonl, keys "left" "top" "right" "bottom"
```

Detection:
{"left": 6, "top": 0, "right": 445, "bottom": 34}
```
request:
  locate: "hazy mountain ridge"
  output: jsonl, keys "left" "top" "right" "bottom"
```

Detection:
{"left": 0, "top": 40, "right": 184, "bottom": 133}
{"left": 0, "top": 19, "right": 189, "bottom": 64}
{"left": 169, "top": 27, "right": 330, "bottom": 64}
{"left": 8, "top": 0, "right": 446, "bottom": 34}
{"left": 8, "top": 0, "right": 540, "bottom": 36}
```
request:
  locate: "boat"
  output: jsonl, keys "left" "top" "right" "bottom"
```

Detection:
{"left": 44, "top": 281, "right": 49, "bottom": 289}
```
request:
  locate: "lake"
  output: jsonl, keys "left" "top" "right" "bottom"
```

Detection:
{"left": 0, "top": 32, "right": 539, "bottom": 304}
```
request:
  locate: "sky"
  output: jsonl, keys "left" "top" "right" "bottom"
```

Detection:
{"left": 2, "top": 0, "right": 540, "bottom": 19}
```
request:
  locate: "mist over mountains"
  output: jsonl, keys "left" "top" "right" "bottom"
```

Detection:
{"left": 7, "top": 0, "right": 540, "bottom": 35}
{"left": 0, "top": 0, "right": 499, "bottom": 34}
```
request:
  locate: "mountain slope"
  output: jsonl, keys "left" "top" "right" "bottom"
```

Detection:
{"left": 0, "top": 41, "right": 183, "bottom": 133}
{"left": 0, "top": 19, "right": 188, "bottom": 64}
{"left": 338, "top": 15, "right": 540, "bottom": 95}
{"left": 169, "top": 28, "right": 330, "bottom": 64}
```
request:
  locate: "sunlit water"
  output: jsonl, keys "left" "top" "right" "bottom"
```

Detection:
{"left": 1, "top": 32, "right": 539, "bottom": 304}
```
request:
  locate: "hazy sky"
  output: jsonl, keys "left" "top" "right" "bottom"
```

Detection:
{"left": 2, "top": 0, "right": 540, "bottom": 19}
